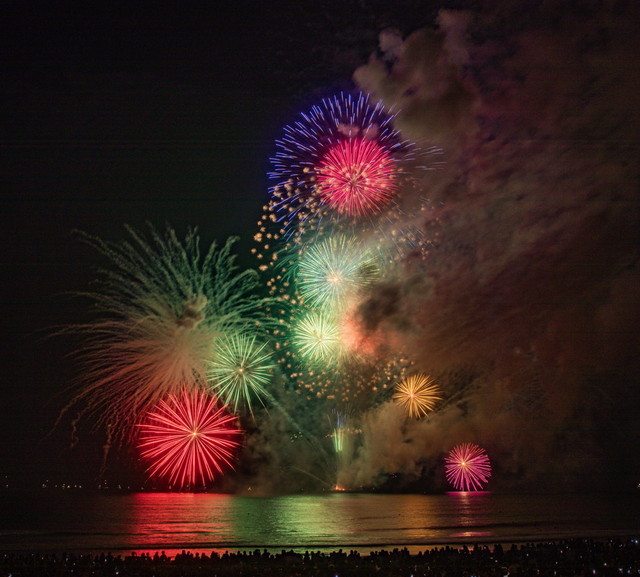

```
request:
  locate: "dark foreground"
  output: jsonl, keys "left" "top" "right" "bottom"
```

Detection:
{"left": 2, "top": 538, "right": 639, "bottom": 577}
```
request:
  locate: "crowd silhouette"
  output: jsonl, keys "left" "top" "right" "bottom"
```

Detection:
{"left": 1, "top": 537, "right": 639, "bottom": 576}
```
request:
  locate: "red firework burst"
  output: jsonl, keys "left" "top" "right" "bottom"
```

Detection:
{"left": 444, "top": 443, "right": 492, "bottom": 491}
{"left": 316, "top": 137, "right": 398, "bottom": 217}
{"left": 137, "top": 389, "right": 242, "bottom": 489}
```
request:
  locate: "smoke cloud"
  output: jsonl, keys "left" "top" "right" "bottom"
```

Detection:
{"left": 342, "top": 2, "right": 639, "bottom": 491}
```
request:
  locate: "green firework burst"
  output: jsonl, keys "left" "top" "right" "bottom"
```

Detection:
{"left": 291, "top": 310, "right": 341, "bottom": 363}
{"left": 297, "top": 234, "right": 380, "bottom": 310}
{"left": 207, "top": 333, "right": 275, "bottom": 414}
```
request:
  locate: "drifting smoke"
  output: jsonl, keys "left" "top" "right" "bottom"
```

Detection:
{"left": 340, "top": 2, "right": 639, "bottom": 491}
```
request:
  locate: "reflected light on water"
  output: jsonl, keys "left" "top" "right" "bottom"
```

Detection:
{"left": 124, "top": 493, "right": 492, "bottom": 553}
{"left": 1, "top": 491, "right": 637, "bottom": 556}
{"left": 126, "top": 492, "right": 499, "bottom": 552}
{"left": 446, "top": 491, "right": 494, "bottom": 539}
{"left": 233, "top": 494, "right": 359, "bottom": 545}
{"left": 128, "top": 492, "right": 235, "bottom": 550}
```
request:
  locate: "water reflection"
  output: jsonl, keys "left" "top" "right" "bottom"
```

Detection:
{"left": 124, "top": 492, "right": 500, "bottom": 551}
{"left": 125, "top": 493, "right": 462, "bottom": 551}
{"left": 128, "top": 493, "right": 236, "bottom": 548}
{"left": 446, "top": 491, "right": 494, "bottom": 539}
{"left": 231, "top": 495, "right": 359, "bottom": 546}
{"left": 93, "top": 491, "right": 640, "bottom": 555}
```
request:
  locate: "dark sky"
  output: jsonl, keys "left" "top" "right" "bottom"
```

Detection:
{"left": 0, "top": 1, "right": 447, "bottom": 486}
{"left": 1, "top": 1, "right": 638, "bottom": 492}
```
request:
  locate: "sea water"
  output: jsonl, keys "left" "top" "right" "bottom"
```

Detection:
{"left": 0, "top": 490, "right": 638, "bottom": 556}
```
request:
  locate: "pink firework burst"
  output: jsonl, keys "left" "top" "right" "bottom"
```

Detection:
{"left": 316, "top": 137, "right": 398, "bottom": 217}
{"left": 444, "top": 443, "right": 492, "bottom": 491}
{"left": 138, "top": 389, "right": 242, "bottom": 489}
{"left": 267, "top": 91, "right": 418, "bottom": 237}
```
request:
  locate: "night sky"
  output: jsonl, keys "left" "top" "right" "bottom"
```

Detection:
{"left": 1, "top": 1, "right": 638, "bottom": 492}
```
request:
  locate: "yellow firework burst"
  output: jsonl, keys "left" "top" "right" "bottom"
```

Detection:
{"left": 393, "top": 373, "right": 442, "bottom": 418}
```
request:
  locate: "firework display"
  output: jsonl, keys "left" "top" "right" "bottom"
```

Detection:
{"left": 138, "top": 389, "right": 242, "bottom": 489}
{"left": 62, "top": 90, "right": 496, "bottom": 494}
{"left": 393, "top": 373, "right": 442, "bottom": 419}
{"left": 62, "top": 225, "right": 276, "bottom": 440}
{"left": 444, "top": 443, "right": 492, "bottom": 491}
{"left": 40, "top": 0, "right": 640, "bottom": 501}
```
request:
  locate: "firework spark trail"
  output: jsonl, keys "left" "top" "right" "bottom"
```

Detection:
{"left": 328, "top": 408, "right": 363, "bottom": 491}
{"left": 330, "top": 409, "right": 348, "bottom": 454}
{"left": 137, "top": 388, "right": 242, "bottom": 488}
{"left": 444, "top": 443, "right": 492, "bottom": 491}
{"left": 58, "top": 224, "right": 277, "bottom": 442}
